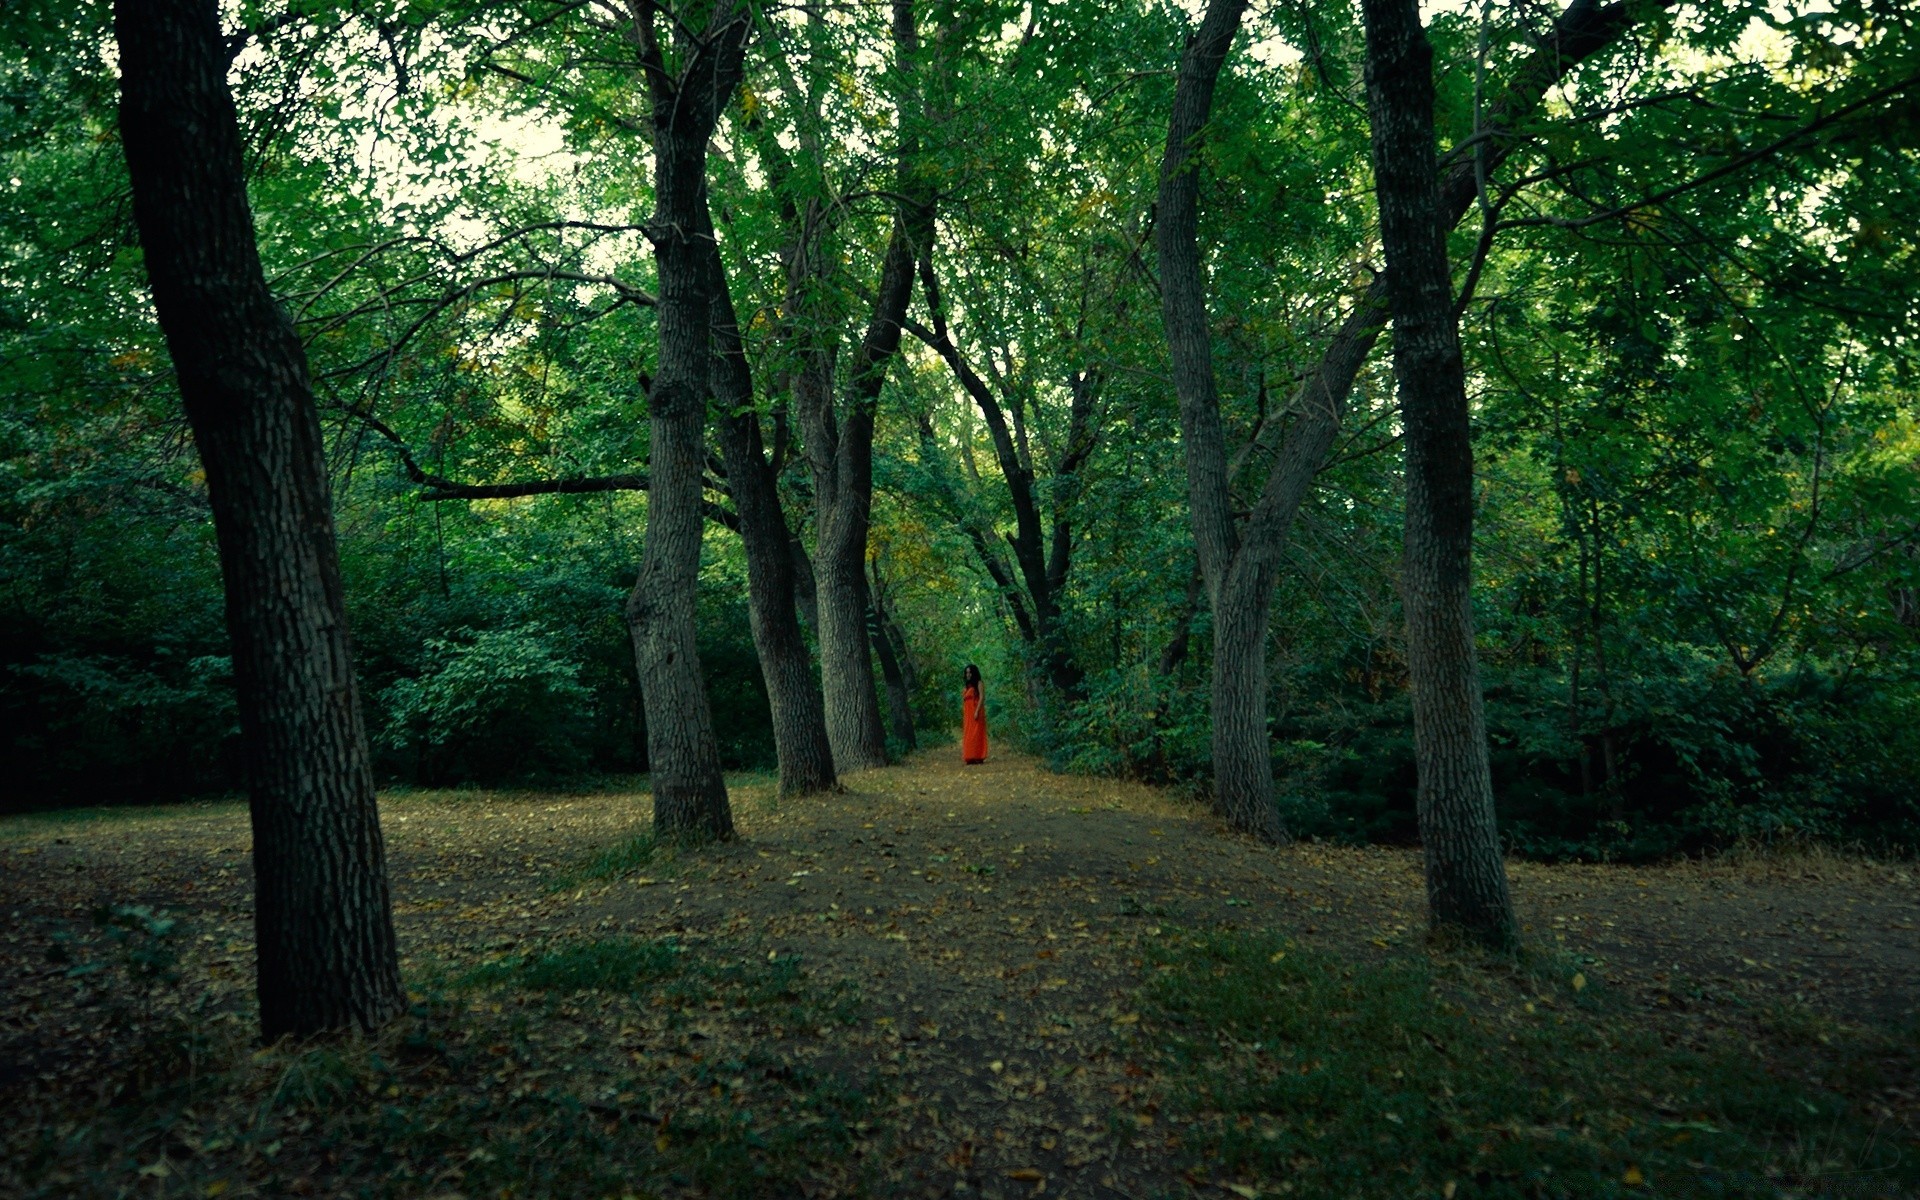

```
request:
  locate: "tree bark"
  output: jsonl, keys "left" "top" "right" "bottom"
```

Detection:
{"left": 625, "top": 0, "right": 749, "bottom": 840}
{"left": 1157, "top": 0, "right": 1659, "bottom": 843}
{"left": 1363, "top": 0, "right": 1518, "bottom": 948}
{"left": 702, "top": 212, "right": 838, "bottom": 797}
{"left": 795, "top": 0, "right": 933, "bottom": 773}
{"left": 796, "top": 338, "right": 892, "bottom": 771}
{"left": 114, "top": 0, "right": 404, "bottom": 1037}
{"left": 1157, "top": 0, "right": 1285, "bottom": 841}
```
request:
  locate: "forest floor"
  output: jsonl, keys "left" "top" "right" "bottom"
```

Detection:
{"left": 3, "top": 750, "right": 1918, "bottom": 1199}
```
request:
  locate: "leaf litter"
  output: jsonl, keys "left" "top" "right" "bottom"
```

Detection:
{"left": 2, "top": 753, "right": 1917, "bottom": 1197}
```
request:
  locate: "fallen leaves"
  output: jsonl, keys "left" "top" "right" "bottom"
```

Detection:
{"left": 6, "top": 754, "right": 1918, "bottom": 1200}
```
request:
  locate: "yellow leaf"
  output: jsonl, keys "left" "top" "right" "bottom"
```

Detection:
{"left": 1269, "top": 952, "right": 1286, "bottom": 963}
{"left": 1624, "top": 1165, "right": 1645, "bottom": 1186}
{"left": 1007, "top": 1168, "right": 1045, "bottom": 1181}
{"left": 1443, "top": 1183, "right": 1458, "bottom": 1199}
{"left": 205, "top": 1183, "right": 229, "bottom": 1198}
{"left": 1223, "top": 1185, "right": 1260, "bottom": 1199}
{"left": 1572, "top": 973, "right": 1587, "bottom": 992}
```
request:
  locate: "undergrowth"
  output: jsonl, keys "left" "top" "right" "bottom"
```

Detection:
{"left": 1141, "top": 928, "right": 1918, "bottom": 1199}
{"left": 5, "top": 937, "right": 877, "bottom": 1199}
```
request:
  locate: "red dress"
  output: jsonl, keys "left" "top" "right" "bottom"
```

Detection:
{"left": 961, "top": 684, "right": 989, "bottom": 764}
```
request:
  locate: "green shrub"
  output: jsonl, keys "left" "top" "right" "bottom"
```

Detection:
{"left": 378, "top": 624, "right": 596, "bottom": 784}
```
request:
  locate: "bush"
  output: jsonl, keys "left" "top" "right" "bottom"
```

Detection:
{"left": 1050, "top": 663, "right": 1211, "bottom": 786}
{"left": 378, "top": 624, "right": 596, "bottom": 784}
{"left": 1270, "top": 664, "right": 1920, "bottom": 860}
{"left": 2, "top": 650, "right": 240, "bottom": 811}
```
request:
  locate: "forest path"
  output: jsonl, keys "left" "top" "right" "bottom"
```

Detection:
{"left": 5, "top": 750, "right": 1918, "bottom": 1197}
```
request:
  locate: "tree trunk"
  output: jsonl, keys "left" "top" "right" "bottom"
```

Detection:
{"left": 625, "top": 0, "right": 748, "bottom": 840}
{"left": 1157, "top": 0, "right": 1278, "bottom": 839}
{"left": 797, "top": 338, "right": 892, "bottom": 772}
{"left": 868, "top": 562, "right": 918, "bottom": 750}
{"left": 790, "top": 0, "right": 934, "bottom": 774}
{"left": 1362, "top": 0, "right": 1518, "bottom": 948}
{"left": 1157, "top": 0, "right": 1657, "bottom": 844}
{"left": 1210, "top": 585, "right": 1284, "bottom": 840}
{"left": 703, "top": 219, "right": 837, "bottom": 797}
{"left": 114, "top": 0, "right": 404, "bottom": 1038}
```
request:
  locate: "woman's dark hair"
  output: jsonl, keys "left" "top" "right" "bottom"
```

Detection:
{"left": 963, "top": 663, "right": 981, "bottom": 688}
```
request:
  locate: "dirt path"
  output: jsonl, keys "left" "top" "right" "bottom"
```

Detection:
{"left": 4, "top": 751, "right": 1918, "bottom": 1196}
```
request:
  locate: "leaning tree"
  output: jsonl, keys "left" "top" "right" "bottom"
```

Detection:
{"left": 114, "top": 0, "right": 405, "bottom": 1036}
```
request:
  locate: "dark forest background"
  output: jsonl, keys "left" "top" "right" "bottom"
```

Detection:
{"left": 5, "top": 0, "right": 1919, "bottom": 863}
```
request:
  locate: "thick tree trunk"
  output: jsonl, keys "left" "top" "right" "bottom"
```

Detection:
{"left": 703, "top": 221, "right": 837, "bottom": 797}
{"left": 1210, "top": 587, "right": 1284, "bottom": 840}
{"left": 1363, "top": 0, "right": 1518, "bottom": 948}
{"left": 817, "top": 529, "right": 890, "bottom": 771}
{"left": 791, "top": 0, "right": 933, "bottom": 774}
{"left": 114, "top": 0, "right": 403, "bottom": 1038}
{"left": 798, "top": 336, "right": 890, "bottom": 771}
{"left": 625, "top": 0, "right": 748, "bottom": 840}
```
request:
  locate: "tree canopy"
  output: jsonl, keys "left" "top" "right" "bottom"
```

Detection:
{"left": 4, "top": 0, "right": 1919, "bottom": 867}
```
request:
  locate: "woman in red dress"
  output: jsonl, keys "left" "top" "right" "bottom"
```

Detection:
{"left": 960, "top": 663, "right": 989, "bottom": 764}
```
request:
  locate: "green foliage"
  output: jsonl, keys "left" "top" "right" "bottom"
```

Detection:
{"left": 3, "top": 0, "right": 1918, "bottom": 863}
{"left": 1050, "top": 663, "right": 1212, "bottom": 786}
{"left": 1265, "top": 665, "right": 1920, "bottom": 860}
{"left": 1144, "top": 929, "right": 1919, "bottom": 1197}
{"left": 379, "top": 624, "right": 596, "bottom": 783}
{"left": 93, "top": 903, "right": 184, "bottom": 987}
{"left": 467, "top": 936, "right": 686, "bottom": 994}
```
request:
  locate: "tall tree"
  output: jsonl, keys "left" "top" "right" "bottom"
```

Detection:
{"left": 627, "top": 0, "right": 751, "bottom": 838}
{"left": 1158, "top": 0, "right": 1665, "bottom": 840}
{"left": 113, "top": 0, "right": 405, "bottom": 1036}
{"left": 701, "top": 208, "right": 838, "bottom": 796}
{"left": 1361, "top": 0, "right": 1518, "bottom": 947}
{"left": 909, "top": 249, "right": 1097, "bottom": 701}
{"left": 1156, "top": 0, "right": 1279, "bottom": 839}
{"left": 793, "top": 0, "right": 934, "bottom": 772}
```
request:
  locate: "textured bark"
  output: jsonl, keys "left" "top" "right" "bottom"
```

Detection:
{"left": 702, "top": 218, "right": 837, "bottom": 797}
{"left": 114, "top": 0, "right": 403, "bottom": 1037}
{"left": 795, "top": 0, "right": 932, "bottom": 773}
{"left": 1157, "top": 0, "right": 1656, "bottom": 843}
{"left": 625, "top": 0, "right": 748, "bottom": 840}
{"left": 1363, "top": 0, "right": 1519, "bottom": 948}
{"left": 1157, "top": 0, "right": 1284, "bottom": 841}
{"left": 795, "top": 338, "right": 891, "bottom": 772}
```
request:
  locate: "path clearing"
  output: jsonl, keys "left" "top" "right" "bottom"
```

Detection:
{"left": 4, "top": 751, "right": 1917, "bottom": 1197}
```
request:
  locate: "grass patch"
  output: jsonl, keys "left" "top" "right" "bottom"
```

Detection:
{"left": 466, "top": 936, "right": 688, "bottom": 993}
{"left": 584, "top": 830, "right": 672, "bottom": 879}
{"left": 5, "top": 939, "right": 877, "bottom": 1199}
{"left": 544, "top": 830, "right": 677, "bottom": 892}
{"left": 460, "top": 936, "right": 863, "bottom": 1033}
{"left": 1141, "top": 928, "right": 1918, "bottom": 1199}
{"left": 0, "top": 799, "right": 243, "bottom": 839}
